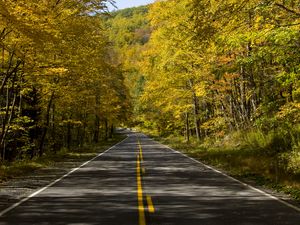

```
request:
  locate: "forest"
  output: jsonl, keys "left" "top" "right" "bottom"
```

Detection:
{"left": 0, "top": 0, "right": 131, "bottom": 162}
{"left": 108, "top": 1, "right": 300, "bottom": 198}
{"left": 1, "top": 0, "right": 300, "bottom": 198}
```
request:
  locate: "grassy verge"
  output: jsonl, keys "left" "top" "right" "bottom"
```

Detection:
{"left": 151, "top": 134, "right": 300, "bottom": 202}
{"left": 0, "top": 134, "right": 126, "bottom": 183}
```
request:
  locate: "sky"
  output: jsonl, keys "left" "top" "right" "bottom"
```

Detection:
{"left": 108, "top": 0, "right": 155, "bottom": 11}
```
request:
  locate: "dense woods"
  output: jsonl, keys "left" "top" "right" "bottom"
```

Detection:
{"left": 1, "top": 0, "right": 300, "bottom": 196}
{"left": 107, "top": 1, "right": 300, "bottom": 191}
{"left": 0, "top": 0, "right": 131, "bottom": 162}
{"left": 138, "top": 0, "right": 300, "bottom": 140}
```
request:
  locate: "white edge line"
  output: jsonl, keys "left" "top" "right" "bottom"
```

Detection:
{"left": 149, "top": 137, "right": 300, "bottom": 213}
{"left": 0, "top": 136, "right": 129, "bottom": 217}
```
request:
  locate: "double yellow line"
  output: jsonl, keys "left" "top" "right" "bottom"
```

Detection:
{"left": 136, "top": 139, "right": 155, "bottom": 225}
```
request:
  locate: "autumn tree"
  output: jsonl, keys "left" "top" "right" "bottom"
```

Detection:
{"left": 133, "top": 0, "right": 300, "bottom": 145}
{"left": 0, "top": 0, "right": 131, "bottom": 161}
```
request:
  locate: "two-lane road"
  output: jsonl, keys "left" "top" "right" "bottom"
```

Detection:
{"left": 0, "top": 132, "right": 299, "bottom": 224}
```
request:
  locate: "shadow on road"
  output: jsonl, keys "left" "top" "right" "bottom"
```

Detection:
{"left": 0, "top": 133, "right": 299, "bottom": 225}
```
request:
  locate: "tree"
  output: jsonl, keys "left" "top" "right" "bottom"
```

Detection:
{"left": 0, "top": 0, "right": 131, "bottom": 161}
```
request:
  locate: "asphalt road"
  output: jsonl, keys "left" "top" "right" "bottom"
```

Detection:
{"left": 0, "top": 131, "right": 299, "bottom": 225}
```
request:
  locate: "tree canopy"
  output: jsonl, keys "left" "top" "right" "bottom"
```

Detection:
{"left": 0, "top": 0, "right": 131, "bottom": 160}
{"left": 126, "top": 0, "right": 300, "bottom": 141}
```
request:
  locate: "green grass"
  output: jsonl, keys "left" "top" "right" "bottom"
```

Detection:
{"left": 0, "top": 134, "right": 126, "bottom": 183}
{"left": 0, "top": 161, "right": 44, "bottom": 181}
{"left": 154, "top": 131, "right": 300, "bottom": 201}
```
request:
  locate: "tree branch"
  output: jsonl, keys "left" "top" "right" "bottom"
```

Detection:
{"left": 274, "top": 3, "right": 300, "bottom": 17}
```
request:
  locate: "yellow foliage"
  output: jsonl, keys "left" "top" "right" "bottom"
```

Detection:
{"left": 276, "top": 103, "right": 300, "bottom": 123}
{"left": 194, "top": 82, "right": 207, "bottom": 97}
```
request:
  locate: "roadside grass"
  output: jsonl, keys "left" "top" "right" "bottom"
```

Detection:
{"left": 153, "top": 132, "right": 300, "bottom": 201}
{"left": 0, "top": 134, "right": 126, "bottom": 183}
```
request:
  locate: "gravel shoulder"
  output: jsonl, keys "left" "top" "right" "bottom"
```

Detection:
{"left": 0, "top": 136, "right": 126, "bottom": 213}
{"left": 0, "top": 159, "right": 84, "bottom": 212}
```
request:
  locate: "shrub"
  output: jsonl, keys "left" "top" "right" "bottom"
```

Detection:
{"left": 286, "top": 145, "right": 300, "bottom": 174}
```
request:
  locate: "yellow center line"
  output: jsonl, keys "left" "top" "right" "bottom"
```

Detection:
{"left": 137, "top": 154, "right": 146, "bottom": 225}
{"left": 136, "top": 138, "right": 155, "bottom": 225}
{"left": 138, "top": 139, "right": 143, "bottom": 162}
{"left": 146, "top": 196, "right": 155, "bottom": 213}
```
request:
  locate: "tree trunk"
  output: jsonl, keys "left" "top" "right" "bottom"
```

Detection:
{"left": 109, "top": 124, "right": 114, "bottom": 139}
{"left": 0, "top": 91, "right": 17, "bottom": 160}
{"left": 185, "top": 112, "right": 190, "bottom": 143}
{"left": 93, "top": 114, "right": 100, "bottom": 143}
{"left": 0, "top": 56, "right": 22, "bottom": 94}
{"left": 193, "top": 94, "right": 201, "bottom": 141}
{"left": 67, "top": 121, "right": 71, "bottom": 150}
{"left": 82, "top": 111, "right": 87, "bottom": 144}
{"left": 104, "top": 119, "right": 108, "bottom": 141}
{"left": 93, "top": 94, "right": 100, "bottom": 143}
{"left": 188, "top": 79, "right": 201, "bottom": 141}
{"left": 38, "top": 92, "right": 55, "bottom": 157}
{"left": 51, "top": 104, "right": 57, "bottom": 154}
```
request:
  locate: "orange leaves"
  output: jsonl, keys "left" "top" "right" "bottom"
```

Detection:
{"left": 276, "top": 103, "right": 300, "bottom": 123}
{"left": 224, "top": 72, "right": 240, "bottom": 80}
{"left": 216, "top": 55, "right": 235, "bottom": 66}
{"left": 211, "top": 79, "right": 231, "bottom": 93}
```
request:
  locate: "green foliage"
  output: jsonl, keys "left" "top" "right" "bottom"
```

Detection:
{"left": 156, "top": 131, "right": 300, "bottom": 200}
{"left": 0, "top": 161, "right": 44, "bottom": 181}
{"left": 107, "top": 5, "right": 150, "bottom": 47}
{"left": 241, "top": 129, "right": 293, "bottom": 156}
{"left": 105, "top": 5, "right": 151, "bottom": 128}
{"left": 287, "top": 146, "right": 300, "bottom": 174}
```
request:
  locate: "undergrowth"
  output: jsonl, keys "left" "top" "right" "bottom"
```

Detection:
{"left": 0, "top": 134, "right": 125, "bottom": 183}
{"left": 154, "top": 129, "right": 300, "bottom": 201}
